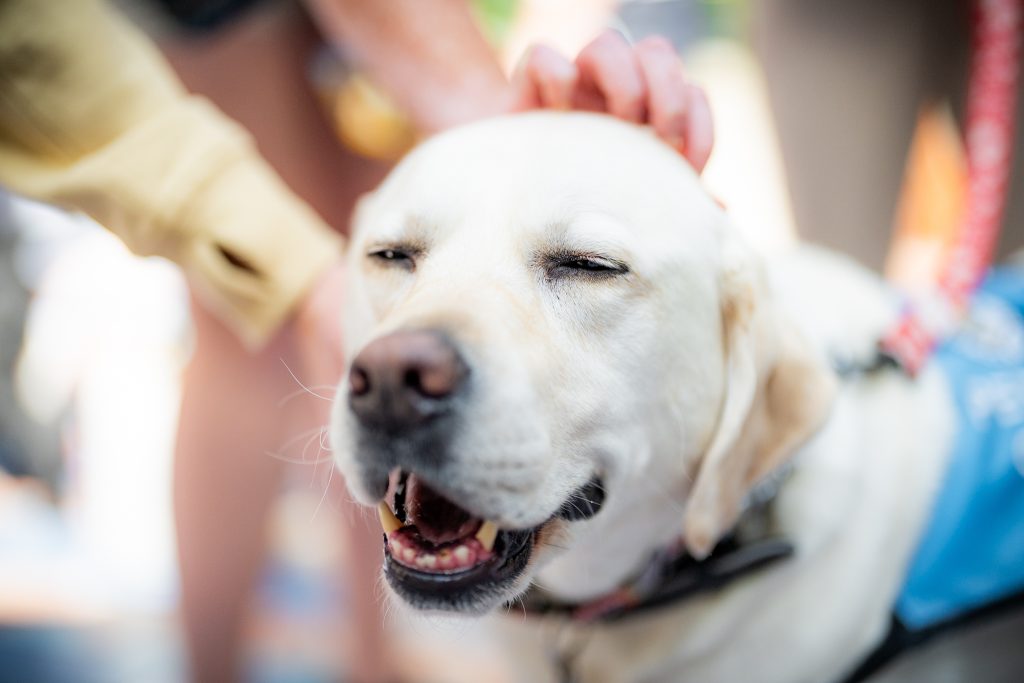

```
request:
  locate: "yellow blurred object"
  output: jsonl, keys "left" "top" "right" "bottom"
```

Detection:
{"left": 312, "top": 0, "right": 522, "bottom": 160}
{"left": 331, "top": 73, "right": 418, "bottom": 161}
{"left": 886, "top": 105, "right": 968, "bottom": 289}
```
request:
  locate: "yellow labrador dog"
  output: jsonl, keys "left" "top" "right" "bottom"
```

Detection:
{"left": 329, "top": 112, "right": 955, "bottom": 683}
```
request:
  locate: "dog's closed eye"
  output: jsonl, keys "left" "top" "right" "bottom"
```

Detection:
{"left": 368, "top": 246, "right": 418, "bottom": 271}
{"left": 543, "top": 253, "right": 630, "bottom": 281}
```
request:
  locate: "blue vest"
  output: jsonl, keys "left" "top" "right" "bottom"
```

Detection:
{"left": 896, "top": 266, "right": 1024, "bottom": 630}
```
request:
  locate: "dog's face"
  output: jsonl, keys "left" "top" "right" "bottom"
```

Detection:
{"left": 330, "top": 113, "right": 833, "bottom": 614}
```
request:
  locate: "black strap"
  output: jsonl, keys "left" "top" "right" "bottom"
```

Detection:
{"left": 833, "top": 349, "right": 905, "bottom": 379}
{"left": 621, "top": 536, "right": 794, "bottom": 620}
{"left": 519, "top": 535, "right": 794, "bottom": 622}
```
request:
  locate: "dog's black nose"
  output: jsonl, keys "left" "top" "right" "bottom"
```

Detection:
{"left": 348, "top": 329, "right": 468, "bottom": 429}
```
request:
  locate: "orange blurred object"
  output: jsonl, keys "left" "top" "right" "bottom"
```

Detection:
{"left": 886, "top": 105, "right": 968, "bottom": 290}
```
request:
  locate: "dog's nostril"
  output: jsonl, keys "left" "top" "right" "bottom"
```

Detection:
{"left": 350, "top": 367, "right": 370, "bottom": 397}
{"left": 403, "top": 368, "right": 422, "bottom": 393}
{"left": 348, "top": 329, "right": 467, "bottom": 427}
{"left": 408, "top": 364, "right": 459, "bottom": 399}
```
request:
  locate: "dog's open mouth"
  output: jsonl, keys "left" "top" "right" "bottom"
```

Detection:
{"left": 376, "top": 471, "right": 537, "bottom": 609}
{"left": 376, "top": 470, "right": 605, "bottom": 610}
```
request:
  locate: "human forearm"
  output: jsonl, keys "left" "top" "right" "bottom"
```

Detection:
{"left": 0, "top": 0, "right": 341, "bottom": 347}
{"left": 305, "top": 0, "right": 514, "bottom": 133}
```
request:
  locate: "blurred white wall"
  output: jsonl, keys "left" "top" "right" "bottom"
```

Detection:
{"left": 2, "top": 198, "right": 190, "bottom": 620}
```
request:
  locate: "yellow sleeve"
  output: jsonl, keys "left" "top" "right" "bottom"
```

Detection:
{"left": 0, "top": 0, "right": 342, "bottom": 348}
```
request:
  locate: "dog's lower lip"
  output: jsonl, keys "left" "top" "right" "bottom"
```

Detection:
{"left": 375, "top": 471, "right": 541, "bottom": 604}
{"left": 377, "top": 472, "right": 505, "bottom": 577}
{"left": 376, "top": 472, "right": 602, "bottom": 608}
{"left": 382, "top": 524, "right": 538, "bottom": 606}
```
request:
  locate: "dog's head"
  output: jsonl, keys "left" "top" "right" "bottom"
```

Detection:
{"left": 330, "top": 112, "right": 834, "bottom": 614}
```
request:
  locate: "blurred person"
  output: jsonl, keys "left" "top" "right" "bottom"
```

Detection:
{"left": 0, "top": 0, "right": 712, "bottom": 680}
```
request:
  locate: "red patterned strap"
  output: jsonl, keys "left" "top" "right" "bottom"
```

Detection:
{"left": 880, "top": 0, "right": 1021, "bottom": 375}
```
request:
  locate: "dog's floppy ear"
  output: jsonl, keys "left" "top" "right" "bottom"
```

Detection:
{"left": 683, "top": 231, "right": 836, "bottom": 558}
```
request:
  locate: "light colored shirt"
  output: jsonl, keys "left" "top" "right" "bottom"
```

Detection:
{"left": 0, "top": 0, "right": 342, "bottom": 348}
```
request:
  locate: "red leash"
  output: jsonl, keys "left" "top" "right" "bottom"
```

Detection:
{"left": 880, "top": 0, "right": 1021, "bottom": 375}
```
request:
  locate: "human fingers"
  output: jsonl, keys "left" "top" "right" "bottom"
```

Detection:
{"left": 512, "top": 43, "right": 580, "bottom": 111}
{"left": 682, "top": 84, "right": 713, "bottom": 172}
{"left": 573, "top": 30, "right": 648, "bottom": 122}
{"left": 634, "top": 37, "right": 689, "bottom": 145}
{"left": 635, "top": 36, "right": 713, "bottom": 172}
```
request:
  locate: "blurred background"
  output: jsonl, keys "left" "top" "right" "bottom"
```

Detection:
{"left": 1, "top": 0, "right": 1015, "bottom": 681}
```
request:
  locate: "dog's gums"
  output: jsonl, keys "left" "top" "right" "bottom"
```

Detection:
{"left": 387, "top": 525, "right": 496, "bottom": 571}
{"left": 378, "top": 493, "right": 500, "bottom": 571}
{"left": 370, "top": 471, "right": 539, "bottom": 610}
{"left": 372, "top": 470, "right": 606, "bottom": 610}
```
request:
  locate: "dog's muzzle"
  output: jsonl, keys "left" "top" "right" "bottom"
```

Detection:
{"left": 347, "top": 328, "right": 469, "bottom": 496}
{"left": 346, "top": 328, "right": 606, "bottom": 611}
{"left": 376, "top": 470, "right": 606, "bottom": 612}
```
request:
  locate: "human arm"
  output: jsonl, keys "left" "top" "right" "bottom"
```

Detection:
{"left": 0, "top": 0, "right": 341, "bottom": 348}
{"left": 305, "top": 0, "right": 712, "bottom": 171}
{"left": 304, "top": 0, "right": 515, "bottom": 134}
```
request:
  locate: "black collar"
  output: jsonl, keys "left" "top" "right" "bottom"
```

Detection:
{"left": 517, "top": 467, "right": 795, "bottom": 623}
{"left": 519, "top": 535, "right": 794, "bottom": 622}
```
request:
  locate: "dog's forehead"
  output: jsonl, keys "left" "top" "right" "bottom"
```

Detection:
{"left": 362, "top": 112, "right": 722, "bottom": 259}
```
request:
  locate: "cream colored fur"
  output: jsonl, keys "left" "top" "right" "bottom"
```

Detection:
{"left": 330, "top": 112, "right": 955, "bottom": 683}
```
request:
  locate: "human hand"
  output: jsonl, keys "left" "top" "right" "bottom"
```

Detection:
{"left": 510, "top": 31, "right": 714, "bottom": 173}
{"left": 306, "top": 0, "right": 710, "bottom": 168}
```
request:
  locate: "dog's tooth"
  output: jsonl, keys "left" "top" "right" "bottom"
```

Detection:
{"left": 402, "top": 547, "right": 417, "bottom": 563}
{"left": 378, "top": 502, "right": 402, "bottom": 535}
{"left": 389, "top": 538, "right": 402, "bottom": 556}
{"left": 475, "top": 520, "right": 499, "bottom": 553}
{"left": 454, "top": 545, "right": 471, "bottom": 565}
{"left": 419, "top": 554, "right": 437, "bottom": 569}
{"left": 438, "top": 549, "right": 454, "bottom": 569}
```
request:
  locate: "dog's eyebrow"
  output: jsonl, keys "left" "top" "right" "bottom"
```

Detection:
{"left": 367, "top": 214, "right": 436, "bottom": 250}
{"left": 541, "top": 214, "right": 634, "bottom": 260}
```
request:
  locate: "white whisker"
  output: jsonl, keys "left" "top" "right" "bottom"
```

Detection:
{"left": 505, "top": 593, "right": 528, "bottom": 624}
{"left": 311, "top": 425, "right": 331, "bottom": 482}
{"left": 265, "top": 426, "right": 333, "bottom": 465}
{"left": 277, "top": 384, "right": 338, "bottom": 407}
{"left": 275, "top": 425, "right": 325, "bottom": 454}
{"left": 279, "top": 358, "right": 335, "bottom": 401}
{"left": 263, "top": 449, "right": 334, "bottom": 465}
{"left": 312, "top": 463, "right": 336, "bottom": 521}
{"left": 300, "top": 427, "right": 324, "bottom": 463}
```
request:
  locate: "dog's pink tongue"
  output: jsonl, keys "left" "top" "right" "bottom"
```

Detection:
{"left": 406, "top": 475, "right": 479, "bottom": 545}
